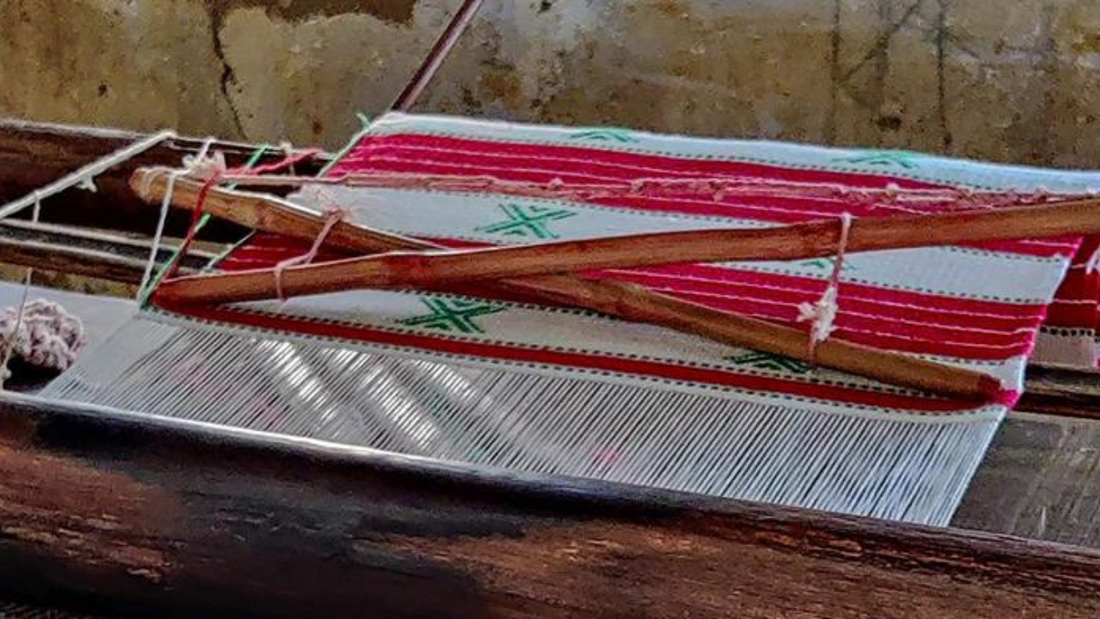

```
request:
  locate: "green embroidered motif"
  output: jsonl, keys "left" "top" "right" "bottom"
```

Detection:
{"left": 798, "top": 256, "right": 856, "bottom": 272}
{"left": 834, "top": 150, "right": 922, "bottom": 169}
{"left": 398, "top": 297, "right": 506, "bottom": 334}
{"left": 727, "top": 351, "right": 812, "bottom": 374}
{"left": 569, "top": 128, "right": 639, "bottom": 143}
{"left": 476, "top": 203, "right": 577, "bottom": 240}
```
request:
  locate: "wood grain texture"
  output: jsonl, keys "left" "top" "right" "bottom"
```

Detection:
{"left": 0, "top": 220, "right": 214, "bottom": 284}
{"left": 955, "top": 412, "right": 1100, "bottom": 548}
{"left": 0, "top": 120, "right": 325, "bottom": 238}
{"left": 155, "top": 197, "right": 1100, "bottom": 300}
{"left": 1, "top": 393, "right": 1099, "bottom": 618}
{"left": 1017, "top": 365, "right": 1100, "bottom": 420}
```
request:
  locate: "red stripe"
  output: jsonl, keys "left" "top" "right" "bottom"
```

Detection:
{"left": 627, "top": 264, "right": 1048, "bottom": 319}
{"left": 1046, "top": 238, "right": 1100, "bottom": 328}
{"left": 332, "top": 135, "right": 1079, "bottom": 257}
{"left": 333, "top": 134, "right": 938, "bottom": 189}
{"left": 605, "top": 268, "right": 1044, "bottom": 327}
{"left": 218, "top": 235, "right": 1045, "bottom": 358}
{"left": 647, "top": 291, "right": 1033, "bottom": 355}
{"left": 159, "top": 300, "right": 999, "bottom": 413}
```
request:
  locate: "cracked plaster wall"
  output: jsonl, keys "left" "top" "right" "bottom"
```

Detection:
{"left": 2, "top": 0, "right": 1100, "bottom": 167}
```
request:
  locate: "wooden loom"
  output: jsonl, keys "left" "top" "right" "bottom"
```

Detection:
{"left": 4, "top": 5, "right": 1100, "bottom": 619}
{"left": 5, "top": 117, "right": 1100, "bottom": 619}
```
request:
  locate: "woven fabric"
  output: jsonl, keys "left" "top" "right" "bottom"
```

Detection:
{"left": 48, "top": 113, "right": 1100, "bottom": 525}
{"left": 213, "top": 113, "right": 1096, "bottom": 411}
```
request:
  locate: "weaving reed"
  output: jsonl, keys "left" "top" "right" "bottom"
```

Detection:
{"left": 45, "top": 113, "right": 1100, "bottom": 525}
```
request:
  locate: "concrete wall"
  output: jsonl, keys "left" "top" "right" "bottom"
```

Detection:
{"left": 2, "top": 0, "right": 1100, "bottom": 167}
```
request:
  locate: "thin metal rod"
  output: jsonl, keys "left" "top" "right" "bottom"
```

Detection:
{"left": 390, "top": 0, "right": 487, "bottom": 111}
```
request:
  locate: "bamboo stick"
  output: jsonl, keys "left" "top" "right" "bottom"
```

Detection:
{"left": 130, "top": 169, "right": 1003, "bottom": 401}
{"left": 148, "top": 195, "right": 1100, "bottom": 303}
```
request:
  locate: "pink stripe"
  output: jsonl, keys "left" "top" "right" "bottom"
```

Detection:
{"left": 336, "top": 140, "right": 1078, "bottom": 257}
{"left": 334, "top": 134, "right": 936, "bottom": 188}
{"left": 610, "top": 270, "right": 1043, "bottom": 331}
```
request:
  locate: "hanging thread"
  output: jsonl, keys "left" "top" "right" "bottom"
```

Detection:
{"left": 138, "top": 137, "right": 220, "bottom": 296}
{"left": 156, "top": 147, "right": 322, "bottom": 287}
{"left": 272, "top": 203, "right": 351, "bottom": 301}
{"left": 798, "top": 212, "right": 853, "bottom": 361}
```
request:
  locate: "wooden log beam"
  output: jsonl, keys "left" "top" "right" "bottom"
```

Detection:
{"left": 1017, "top": 365, "right": 1100, "bottom": 420}
{"left": 0, "top": 220, "right": 215, "bottom": 284}
{"left": 0, "top": 120, "right": 328, "bottom": 237}
{"left": 0, "top": 393, "right": 1099, "bottom": 618}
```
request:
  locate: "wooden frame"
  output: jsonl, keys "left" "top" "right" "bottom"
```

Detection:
{"left": 6, "top": 120, "right": 1100, "bottom": 615}
{"left": 0, "top": 392, "right": 1098, "bottom": 618}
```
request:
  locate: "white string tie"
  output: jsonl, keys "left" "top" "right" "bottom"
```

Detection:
{"left": 137, "top": 137, "right": 219, "bottom": 296}
{"left": 798, "top": 212, "right": 853, "bottom": 359}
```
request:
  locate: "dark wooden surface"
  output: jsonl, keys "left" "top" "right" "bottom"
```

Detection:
{"left": 0, "top": 601, "right": 97, "bottom": 618}
{"left": 1, "top": 393, "right": 1100, "bottom": 618}
{"left": 954, "top": 367, "right": 1100, "bottom": 544}
{"left": 9, "top": 119, "right": 1100, "bottom": 615}
{"left": 0, "top": 120, "right": 326, "bottom": 239}
{"left": 0, "top": 220, "right": 215, "bottom": 285}
{"left": 955, "top": 412, "right": 1100, "bottom": 546}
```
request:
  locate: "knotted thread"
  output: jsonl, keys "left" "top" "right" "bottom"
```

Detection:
{"left": 273, "top": 194, "right": 352, "bottom": 301}
{"left": 138, "top": 137, "right": 220, "bottom": 295}
{"left": 798, "top": 212, "right": 853, "bottom": 361}
{"left": 0, "top": 300, "right": 85, "bottom": 382}
{"left": 143, "top": 145, "right": 321, "bottom": 303}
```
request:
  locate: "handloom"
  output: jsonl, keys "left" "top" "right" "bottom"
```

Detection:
{"left": 39, "top": 112, "right": 1100, "bottom": 526}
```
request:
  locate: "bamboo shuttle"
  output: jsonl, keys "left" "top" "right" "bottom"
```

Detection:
{"left": 131, "top": 169, "right": 1005, "bottom": 400}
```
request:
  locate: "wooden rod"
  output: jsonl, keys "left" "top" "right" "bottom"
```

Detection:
{"left": 130, "top": 169, "right": 1004, "bottom": 401}
{"left": 0, "top": 220, "right": 212, "bottom": 284}
{"left": 390, "top": 0, "right": 486, "bottom": 111}
{"left": 150, "top": 195, "right": 1100, "bottom": 303}
{"left": 5, "top": 393, "right": 1100, "bottom": 619}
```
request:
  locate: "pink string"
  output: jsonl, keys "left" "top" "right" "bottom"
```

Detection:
{"left": 272, "top": 205, "right": 350, "bottom": 301}
{"left": 158, "top": 148, "right": 322, "bottom": 286}
{"left": 829, "top": 213, "right": 853, "bottom": 292}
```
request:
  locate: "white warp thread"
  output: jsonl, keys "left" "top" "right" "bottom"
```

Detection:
{"left": 0, "top": 130, "right": 177, "bottom": 222}
{"left": 137, "top": 137, "right": 221, "bottom": 295}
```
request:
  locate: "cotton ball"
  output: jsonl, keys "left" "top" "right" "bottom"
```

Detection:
{"left": 0, "top": 300, "right": 86, "bottom": 381}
